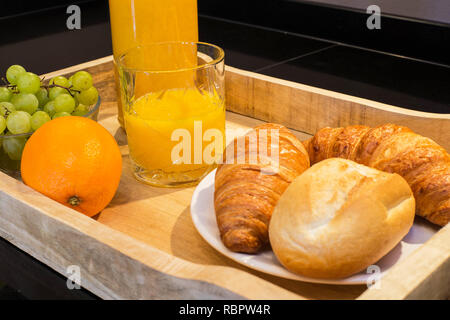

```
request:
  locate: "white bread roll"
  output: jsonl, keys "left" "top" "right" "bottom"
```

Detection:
{"left": 269, "top": 158, "right": 415, "bottom": 279}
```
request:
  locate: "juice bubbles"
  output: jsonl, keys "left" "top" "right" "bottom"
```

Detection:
{"left": 125, "top": 89, "right": 225, "bottom": 186}
{"left": 109, "top": 0, "right": 199, "bottom": 127}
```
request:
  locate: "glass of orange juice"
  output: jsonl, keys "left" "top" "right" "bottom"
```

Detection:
{"left": 109, "top": 0, "right": 199, "bottom": 128}
{"left": 118, "top": 42, "right": 226, "bottom": 187}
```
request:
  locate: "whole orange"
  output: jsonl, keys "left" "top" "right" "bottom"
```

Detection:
{"left": 21, "top": 116, "right": 122, "bottom": 217}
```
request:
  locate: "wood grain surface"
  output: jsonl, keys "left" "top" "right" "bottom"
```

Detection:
{"left": 0, "top": 56, "right": 447, "bottom": 300}
{"left": 359, "top": 223, "right": 450, "bottom": 300}
{"left": 225, "top": 66, "right": 450, "bottom": 152}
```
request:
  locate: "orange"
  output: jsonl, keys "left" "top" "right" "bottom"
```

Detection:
{"left": 21, "top": 116, "right": 122, "bottom": 217}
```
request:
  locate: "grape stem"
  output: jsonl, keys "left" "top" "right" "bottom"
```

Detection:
{"left": 42, "top": 84, "right": 81, "bottom": 97}
{"left": 40, "top": 76, "right": 81, "bottom": 97}
{"left": 1, "top": 78, "right": 19, "bottom": 93}
{"left": 0, "top": 76, "right": 81, "bottom": 97}
{"left": 1, "top": 77, "right": 16, "bottom": 91}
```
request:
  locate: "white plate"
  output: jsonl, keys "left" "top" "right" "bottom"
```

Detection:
{"left": 190, "top": 169, "right": 439, "bottom": 285}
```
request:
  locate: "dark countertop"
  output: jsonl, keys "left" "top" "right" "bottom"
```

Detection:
{"left": 1, "top": 1, "right": 449, "bottom": 114}
{"left": 199, "top": 16, "right": 450, "bottom": 114}
{"left": 0, "top": 0, "right": 449, "bottom": 299}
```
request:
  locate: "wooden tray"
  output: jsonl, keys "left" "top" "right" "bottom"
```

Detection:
{"left": 0, "top": 56, "right": 448, "bottom": 300}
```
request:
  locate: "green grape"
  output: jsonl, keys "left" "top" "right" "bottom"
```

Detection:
{"left": 76, "top": 86, "right": 98, "bottom": 106}
{"left": 71, "top": 71, "right": 93, "bottom": 91}
{"left": 54, "top": 93, "right": 75, "bottom": 114}
{"left": 0, "top": 102, "right": 16, "bottom": 117}
{"left": 72, "top": 110, "right": 87, "bottom": 117}
{"left": 48, "top": 86, "right": 66, "bottom": 100}
{"left": 11, "top": 93, "right": 39, "bottom": 114}
{"left": 0, "top": 115, "right": 6, "bottom": 134}
{"left": 30, "top": 110, "right": 51, "bottom": 131}
{"left": 2, "top": 134, "right": 27, "bottom": 161}
{"left": 52, "top": 112, "right": 71, "bottom": 119}
{"left": 0, "top": 87, "right": 12, "bottom": 102}
{"left": 68, "top": 75, "right": 74, "bottom": 87}
{"left": 35, "top": 88, "right": 49, "bottom": 107}
{"left": 6, "top": 111, "right": 32, "bottom": 134}
{"left": 73, "top": 93, "right": 80, "bottom": 106}
{"left": 6, "top": 65, "right": 26, "bottom": 85}
{"left": 72, "top": 104, "right": 89, "bottom": 116}
{"left": 43, "top": 100, "right": 56, "bottom": 117}
{"left": 49, "top": 76, "right": 69, "bottom": 87}
{"left": 16, "top": 72, "right": 41, "bottom": 94}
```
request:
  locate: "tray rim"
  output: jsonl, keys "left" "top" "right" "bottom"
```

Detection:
{"left": 226, "top": 65, "right": 450, "bottom": 120}
{"left": 0, "top": 56, "right": 447, "bottom": 300}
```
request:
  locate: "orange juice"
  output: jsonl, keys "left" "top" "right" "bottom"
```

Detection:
{"left": 109, "top": 0, "right": 199, "bottom": 126}
{"left": 119, "top": 43, "right": 198, "bottom": 99}
{"left": 124, "top": 88, "right": 225, "bottom": 185}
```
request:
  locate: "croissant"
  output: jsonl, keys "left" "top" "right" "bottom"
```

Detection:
{"left": 303, "top": 124, "right": 450, "bottom": 226}
{"left": 214, "top": 123, "right": 310, "bottom": 253}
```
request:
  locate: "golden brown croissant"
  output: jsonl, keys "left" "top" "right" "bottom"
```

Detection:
{"left": 214, "top": 123, "right": 310, "bottom": 253}
{"left": 303, "top": 124, "right": 450, "bottom": 226}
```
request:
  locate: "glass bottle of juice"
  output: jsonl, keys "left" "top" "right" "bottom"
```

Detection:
{"left": 109, "top": 0, "right": 199, "bottom": 127}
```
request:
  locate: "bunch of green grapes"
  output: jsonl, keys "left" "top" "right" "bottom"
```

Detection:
{"left": 0, "top": 65, "right": 99, "bottom": 163}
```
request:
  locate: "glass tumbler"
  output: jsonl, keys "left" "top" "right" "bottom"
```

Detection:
{"left": 117, "top": 42, "right": 225, "bottom": 187}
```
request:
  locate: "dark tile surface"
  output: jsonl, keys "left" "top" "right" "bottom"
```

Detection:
{"left": 1, "top": 2, "right": 449, "bottom": 116}
{"left": 1, "top": 23, "right": 112, "bottom": 76}
{"left": 0, "top": 9, "right": 332, "bottom": 76}
{"left": 0, "top": 285, "right": 26, "bottom": 300}
{"left": 1, "top": 0, "right": 84, "bottom": 18}
{"left": 199, "top": 16, "right": 331, "bottom": 71}
{"left": 304, "top": 0, "right": 450, "bottom": 25}
{"left": 259, "top": 45, "right": 450, "bottom": 113}
{"left": 1, "top": 0, "right": 109, "bottom": 45}
{"left": 199, "top": 0, "right": 450, "bottom": 66}
{"left": 0, "top": 237, "right": 98, "bottom": 300}
{"left": 0, "top": 0, "right": 112, "bottom": 75}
